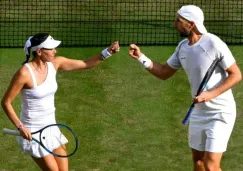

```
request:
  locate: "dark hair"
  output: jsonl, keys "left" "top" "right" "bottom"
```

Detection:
{"left": 30, "top": 33, "right": 49, "bottom": 47}
{"left": 22, "top": 33, "right": 49, "bottom": 64}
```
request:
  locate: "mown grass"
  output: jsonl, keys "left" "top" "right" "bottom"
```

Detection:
{"left": 0, "top": 46, "right": 243, "bottom": 171}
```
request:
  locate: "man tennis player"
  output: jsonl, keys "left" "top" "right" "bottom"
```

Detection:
{"left": 1, "top": 33, "right": 119, "bottom": 171}
{"left": 129, "top": 5, "right": 241, "bottom": 171}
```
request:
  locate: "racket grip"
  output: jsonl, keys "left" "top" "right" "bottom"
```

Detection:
{"left": 182, "top": 113, "right": 191, "bottom": 125}
{"left": 182, "top": 103, "right": 195, "bottom": 125}
{"left": 2, "top": 128, "right": 20, "bottom": 136}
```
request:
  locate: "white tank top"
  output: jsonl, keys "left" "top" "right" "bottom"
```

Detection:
{"left": 20, "top": 62, "right": 58, "bottom": 127}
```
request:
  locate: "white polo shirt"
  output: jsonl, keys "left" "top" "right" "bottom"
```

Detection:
{"left": 167, "top": 33, "right": 236, "bottom": 114}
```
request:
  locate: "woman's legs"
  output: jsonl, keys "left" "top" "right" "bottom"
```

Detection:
{"left": 31, "top": 146, "right": 68, "bottom": 171}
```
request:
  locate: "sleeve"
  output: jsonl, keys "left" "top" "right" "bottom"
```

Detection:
{"left": 215, "top": 39, "right": 235, "bottom": 70}
{"left": 167, "top": 41, "right": 184, "bottom": 69}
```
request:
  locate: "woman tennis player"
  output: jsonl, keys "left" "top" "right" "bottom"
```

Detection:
{"left": 1, "top": 33, "right": 119, "bottom": 171}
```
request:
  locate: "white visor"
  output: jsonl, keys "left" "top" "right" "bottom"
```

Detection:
{"left": 177, "top": 5, "right": 207, "bottom": 34}
{"left": 31, "top": 35, "right": 61, "bottom": 51}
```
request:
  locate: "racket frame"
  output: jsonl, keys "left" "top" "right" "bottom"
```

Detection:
{"left": 3, "top": 123, "right": 78, "bottom": 158}
{"left": 182, "top": 56, "right": 223, "bottom": 125}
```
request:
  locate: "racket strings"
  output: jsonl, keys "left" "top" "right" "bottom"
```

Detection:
{"left": 40, "top": 125, "right": 77, "bottom": 157}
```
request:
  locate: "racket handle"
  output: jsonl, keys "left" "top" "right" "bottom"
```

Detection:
{"left": 182, "top": 114, "right": 190, "bottom": 125}
{"left": 2, "top": 128, "right": 20, "bottom": 136}
{"left": 182, "top": 103, "right": 195, "bottom": 125}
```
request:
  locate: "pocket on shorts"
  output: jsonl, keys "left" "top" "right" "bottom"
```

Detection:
{"left": 216, "top": 112, "right": 236, "bottom": 125}
{"left": 206, "top": 112, "right": 235, "bottom": 139}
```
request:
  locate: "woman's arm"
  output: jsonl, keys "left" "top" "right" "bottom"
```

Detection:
{"left": 53, "top": 41, "right": 120, "bottom": 71}
{"left": 1, "top": 67, "right": 32, "bottom": 140}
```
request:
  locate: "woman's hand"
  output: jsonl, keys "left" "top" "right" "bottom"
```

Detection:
{"left": 107, "top": 41, "right": 120, "bottom": 54}
{"left": 19, "top": 126, "right": 32, "bottom": 141}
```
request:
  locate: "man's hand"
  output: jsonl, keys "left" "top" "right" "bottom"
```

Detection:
{"left": 129, "top": 44, "right": 142, "bottom": 59}
{"left": 193, "top": 91, "right": 216, "bottom": 103}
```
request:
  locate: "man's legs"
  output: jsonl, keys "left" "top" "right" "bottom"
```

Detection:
{"left": 192, "top": 148, "right": 223, "bottom": 171}
{"left": 204, "top": 151, "right": 223, "bottom": 171}
{"left": 192, "top": 149, "right": 205, "bottom": 171}
{"left": 189, "top": 112, "right": 236, "bottom": 171}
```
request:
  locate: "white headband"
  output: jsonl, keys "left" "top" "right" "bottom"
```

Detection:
{"left": 31, "top": 35, "right": 61, "bottom": 51}
{"left": 177, "top": 5, "right": 207, "bottom": 34}
{"left": 24, "top": 35, "right": 61, "bottom": 56}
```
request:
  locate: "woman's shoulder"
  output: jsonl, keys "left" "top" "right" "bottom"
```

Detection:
{"left": 17, "top": 64, "right": 30, "bottom": 76}
{"left": 51, "top": 56, "right": 67, "bottom": 69}
{"left": 10, "top": 64, "right": 31, "bottom": 83}
{"left": 53, "top": 56, "right": 67, "bottom": 62}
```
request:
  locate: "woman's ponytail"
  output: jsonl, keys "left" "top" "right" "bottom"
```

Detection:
{"left": 22, "top": 36, "right": 33, "bottom": 65}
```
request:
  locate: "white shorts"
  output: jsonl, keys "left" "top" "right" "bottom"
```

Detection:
{"left": 17, "top": 126, "right": 68, "bottom": 158}
{"left": 189, "top": 112, "right": 236, "bottom": 152}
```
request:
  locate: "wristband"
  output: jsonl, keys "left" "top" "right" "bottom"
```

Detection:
{"left": 101, "top": 48, "right": 112, "bottom": 60}
{"left": 17, "top": 124, "right": 24, "bottom": 130}
{"left": 137, "top": 54, "right": 152, "bottom": 68}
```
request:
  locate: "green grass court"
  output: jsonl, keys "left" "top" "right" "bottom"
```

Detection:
{"left": 0, "top": 46, "right": 243, "bottom": 171}
{"left": 1, "top": 0, "right": 243, "bottom": 170}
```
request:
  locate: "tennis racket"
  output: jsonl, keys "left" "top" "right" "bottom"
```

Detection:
{"left": 182, "top": 56, "right": 223, "bottom": 125}
{"left": 3, "top": 123, "right": 78, "bottom": 158}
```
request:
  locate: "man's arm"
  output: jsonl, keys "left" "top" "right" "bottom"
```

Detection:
{"left": 129, "top": 44, "right": 177, "bottom": 80}
{"left": 147, "top": 62, "right": 177, "bottom": 80}
{"left": 194, "top": 62, "right": 242, "bottom": 103}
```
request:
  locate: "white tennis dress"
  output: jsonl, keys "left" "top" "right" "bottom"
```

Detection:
{"left": 167, "top": 33, "right": 236, "bottom": 152}
{"left": 17, "top": 62, "right": 67, "bottom": 158}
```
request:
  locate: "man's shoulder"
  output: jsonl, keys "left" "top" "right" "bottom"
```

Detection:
{"left": 177, "top": 39, "right": 188, "bottom": 49}
{"left": 178, "top": 38, "right": 188, "bottom": 45}
{"left": 201, "top": 33, "right": 226, "bottom": 49}
{"left": 202, "top": 33, "right": 224, "bottom": 43}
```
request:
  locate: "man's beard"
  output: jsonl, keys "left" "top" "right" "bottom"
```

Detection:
{"left": 180, "top": 30, "right": 191, "bottom": 37}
